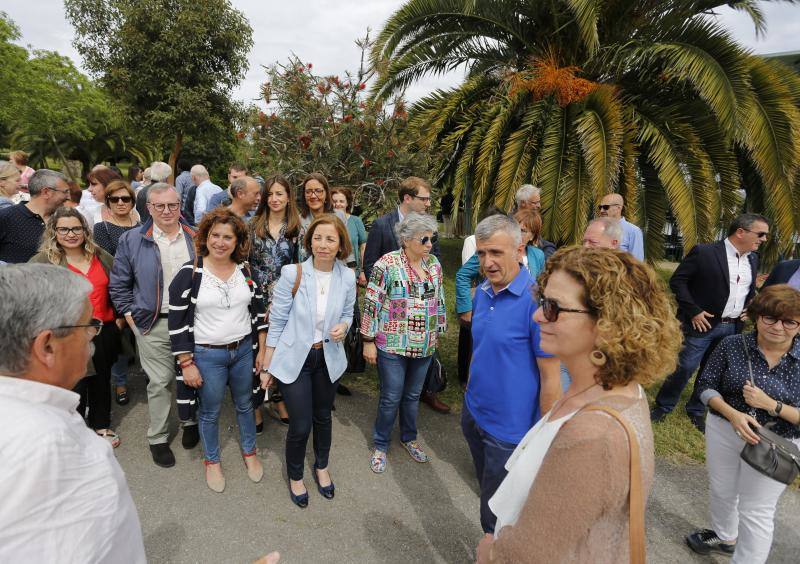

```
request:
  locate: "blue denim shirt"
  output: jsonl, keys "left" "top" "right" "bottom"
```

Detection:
{"left": 697, "top": 332, "right": 800, "bottom": 439}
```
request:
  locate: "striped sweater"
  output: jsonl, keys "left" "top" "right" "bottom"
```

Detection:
{"left": 166, "top": 256, "right": 268, "bottom": 421}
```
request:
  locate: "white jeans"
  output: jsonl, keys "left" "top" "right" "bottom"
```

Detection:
{"left": 705, "top": 413, "right": 797, "bottom": 564}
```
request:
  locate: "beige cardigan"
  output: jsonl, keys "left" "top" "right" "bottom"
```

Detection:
{"left": 489, "top": 393, "right": 654, "bottom": 563}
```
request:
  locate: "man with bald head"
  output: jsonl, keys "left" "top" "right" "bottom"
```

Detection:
{"left": 597, "top": 193, "right": 644, "bottom": 260}
{"left": 582, "top": 217, "right": 622, "bottom": 250}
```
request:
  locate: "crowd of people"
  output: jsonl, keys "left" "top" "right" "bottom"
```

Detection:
{"left": 0, "top": 152, "right": 799, "bottom": 563}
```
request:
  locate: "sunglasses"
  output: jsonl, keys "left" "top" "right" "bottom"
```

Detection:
{"left": 417, "top": 234, "right": 439, "bottom": 245}
{"left": 538, "top": 297, "right": 594, "bottom": 322}
{"left": 107, "top": 196, "right": 133, "bottom": 204}
{"left": 742, "top": 228, "right": 769, "bottom": 239}
{"left": 597, "top": 204, "right": 621, "bottom": 211}
{"left": 761, "top": 316, "right": 800, "bottom": 330}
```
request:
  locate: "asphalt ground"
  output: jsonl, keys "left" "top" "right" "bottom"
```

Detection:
{"left": 112, "top": 374, "right": 799, "bottom": 563}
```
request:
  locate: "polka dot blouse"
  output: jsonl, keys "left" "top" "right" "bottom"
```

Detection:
{"left": 696, "top": 332, "right": 800, "bottom": 439}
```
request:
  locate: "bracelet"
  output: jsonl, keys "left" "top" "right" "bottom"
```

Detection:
{"left": 179, "top": 359, "right": 195, "bottom": 369}
{"left": 362, "top": 336, "right": 375, "bottom": 343}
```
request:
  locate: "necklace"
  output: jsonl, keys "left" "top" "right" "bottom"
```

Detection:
{"left": 314, "top": 269, "right": 331, "bottom": 295}
{"left": 552, "top": 381, "right": 600, "bottom": 415}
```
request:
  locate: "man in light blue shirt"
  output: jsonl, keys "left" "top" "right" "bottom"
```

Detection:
{"left": 598, "top": 193, "right": 644, "bottom": 260}
{"left": 191, "top": 164, "right": 222, "bottom": 224}
{"left": 205, "top": 163, "right": 248, "bottom": 213}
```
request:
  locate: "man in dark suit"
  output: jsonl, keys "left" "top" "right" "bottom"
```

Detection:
{"left": 651, "top": 213, "right": 770, "bottom": 432}
{"left": 363, "top": 176, "right": 448, "bottom": 413}
{"left": 763, "top": 259, "right": 800, "bottom": 290}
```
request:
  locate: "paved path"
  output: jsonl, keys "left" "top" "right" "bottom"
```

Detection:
{"left": 113, "top": 379, "right": 799, "bottom": 563}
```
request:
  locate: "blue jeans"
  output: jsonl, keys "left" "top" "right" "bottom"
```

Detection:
{"left": 111, "top": 353, "right": 129, "bottom": 387}
{"left": 654, "top": 322, "right": 737, "bottom": 417}
{"left": 461, "top": 404, "right": 518, "bottom": 534}
{"left": 372, "top": 349, "right": 432, "bottom": 452}
{"left": 193, "top": 337, "right": 256, "bottom": 463}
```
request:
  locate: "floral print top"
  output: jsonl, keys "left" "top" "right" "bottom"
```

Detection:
{"left": 361, "top": 249, "right": 446, "bottom": 358}
{"left": 248, "top": 223, "right": 298, "bottom": 305}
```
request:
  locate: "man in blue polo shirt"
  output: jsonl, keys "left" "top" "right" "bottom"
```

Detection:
{"left": 461, "top": 214, "right": 561, "bottom": 534}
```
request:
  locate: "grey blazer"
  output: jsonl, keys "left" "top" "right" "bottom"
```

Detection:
{"left": 266, "top": 257, "right": 356, "bottom": 384}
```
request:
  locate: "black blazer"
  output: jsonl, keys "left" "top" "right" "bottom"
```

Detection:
{"left": 670, "top": 240, "right": 758, "bottom": 333}
{"left": 763, "top": 259, "right": 800, "bottom": 288}
{"left": 363, "top": 209, "right": 442, "bottom": 280}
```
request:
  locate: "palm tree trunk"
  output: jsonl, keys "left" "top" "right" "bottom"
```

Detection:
{"left": 50, "top": 132, "right": 76, "bottom": 182}
{"left": 167, "top": 131, "right": 183, "bottom": 185}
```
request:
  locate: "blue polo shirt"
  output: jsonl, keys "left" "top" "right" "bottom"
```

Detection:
{"left": 464, "top": 267, "right": 551, "bottom": 444}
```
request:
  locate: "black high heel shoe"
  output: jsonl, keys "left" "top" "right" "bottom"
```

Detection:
{"left": 313, "top": 464, "right": 335, "bottom": 500}
{"left": 288, "top": 480, "right": 308, "bottom": 508}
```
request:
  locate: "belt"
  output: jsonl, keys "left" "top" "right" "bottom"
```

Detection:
{"left": 199, "top": 337, "right": 247, "bottom": 350}
{"left": 720, "top": 317, "right": 739, "bottom": 324}
{"left": 311, "top": 341, "right": 323, "bottom": 350}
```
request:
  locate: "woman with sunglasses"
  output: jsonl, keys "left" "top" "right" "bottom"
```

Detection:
{"left": 29, "top": 207, "right": 122, "bottom": 448}
{"left": 362, "top": 212, "right": 446, "bottom": 473}
{"left": 78, "top": 167, "right": 123, "bottom": 226}
{"left": 687, "top": 284, "right": 800, "bottom": 563}
{"left": 476, "top": 246, "right": 681, "bottom": 563}
{"left": 93, "top": 180, "right": 142, "bottom": 405}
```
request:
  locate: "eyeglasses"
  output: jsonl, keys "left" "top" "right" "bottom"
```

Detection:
{"left": 417, "top": 234, "right": 438, "bottom": 245}
{"left": 538, "top": 297, "right": 594, "bottom": 322}
{"left": 743, "top": 228, "right": 769, "bottom": 239}
{"left": 148, "top": 202, "right": 180, "bottom": 213}
{"left": 55, "top": 318, "right": 103, "bottom": 337}
{"left": 413, "top": 195, "right": 432, "bottom": 202}
{"left": 598, "top": 204, "right": 621, "bottom": 211}
{"left": 107, "top": 196, "right": 133, "bottom": 204}
{"left": 55, "top": 226, "right": 85, "bottom": 236}
{"left": 47, "top": 186, "right": 70, "bottom": 196}
{"left": 305, "top": 189, "right": 325, "bottom": 196}
{"left": 761, "top": 316, "right": 800, "bottom": 330}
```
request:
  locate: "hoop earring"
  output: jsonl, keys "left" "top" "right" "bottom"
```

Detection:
{"left": 590, "top": 350, "right": 607, "bottom": 367}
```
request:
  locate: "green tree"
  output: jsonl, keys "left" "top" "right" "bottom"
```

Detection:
{"left": 65, "top": 0, "right": 253, "bottom": 176}
{"left": 241, "top": 34, "right": 427, "bottom": 222}
{"left": 372, "top": 0, "right": 800, "bottom": 260}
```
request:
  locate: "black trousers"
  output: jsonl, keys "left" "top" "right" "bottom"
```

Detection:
{"left": 76, "top": 321, "right": 120, "bottom": 430}
{"left": 278, "top": 348, "right": 339, "bottom": 480}
{"left": 457, "top": 325, "right": 472, "bottom": 385}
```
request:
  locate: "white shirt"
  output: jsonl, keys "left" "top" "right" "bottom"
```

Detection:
{"left": 153, "top": 224, "right": 191, "bottom": 310}
{"left": 721, "top": 238, "right": 752, "bottom": 319}
{"left": 0, "top": 376, "right": 146, "bottom": 563}
{"left": 194, "top": 267, "right": 252, "bottom": 345}
{"left": 461, "top": 235, "right": 477, "bottom": 265}
{"left": 193, "top": 179, "right": 222, "bottom": 223}
{"left": 313, "top": 268, "right": 332, "bottom": 342}
{"left": 77, "top": 190, "right": 103, "bottom": 229}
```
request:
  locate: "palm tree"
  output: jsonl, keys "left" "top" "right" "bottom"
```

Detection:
{"left": 371, "top": 0, "right": 800, "bottom": 260}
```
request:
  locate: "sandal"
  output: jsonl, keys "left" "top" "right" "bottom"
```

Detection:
{"left": 265, "top": 403, "right": 289, "bottom": 425}
{"left": 115, "top": 388, "right": 129, "bottom": 406}
{"left": 96, "top": 429, "right": 121, "bottom": 449}
{"left": 370, "top": 449, "right": 387, "bottom": 474}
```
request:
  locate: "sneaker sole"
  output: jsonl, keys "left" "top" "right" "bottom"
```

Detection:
{"left": 685, "top": 536, "right": 734, "bottom": 556}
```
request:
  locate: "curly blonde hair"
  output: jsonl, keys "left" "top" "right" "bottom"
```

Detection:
{"left": 538, "top": 246, "right": 682, "bottom": 389}
{"left": 39, "top": 207, "right": 98, "bottom": 264}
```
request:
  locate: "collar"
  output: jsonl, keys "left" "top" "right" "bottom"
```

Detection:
{"left": 480, "top": 267, "right": 529, "bottom": 297}
{"left": 0, "top": 375, "right": 79, "bottom": 412}
{"left": 153, "top": 223, "right": 182, "bottom": 242}
{"left": 396, "top": 206, "right": 405, "bottom": 223}
{"left": 619, "top": 216, "right": 629, "bottom": 225}
{"left": 724, "top": 237, "right": 749, "bottom": 260}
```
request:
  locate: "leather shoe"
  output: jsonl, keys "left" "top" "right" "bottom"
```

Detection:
{"left": 650, "top": 408, "right": 668, "bottom": 423}
{"left": 336, "top": 384, "right": 352, "bottom": 396}
{"left": 288, "top": 480, "right": 308, "bottom": 508}
{"left": 150, "top": 443, "right": 175, "bottom": 468}
{"left": 182, "top": 424, "right": 200, "bottom": 449}
{"left": 204, "top": 461, "right": 225, "bottom": 493}
{"left": 313, "top": 464, "right": 335, "bottom": 499}
{"left": 689, "top": 414, "right": 706, "bottom": 434}
{"left": 420, "top": 390, "right": 451, "bottom": 414}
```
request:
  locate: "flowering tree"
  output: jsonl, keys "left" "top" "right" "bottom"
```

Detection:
{"left": 240, "top": 33, "right": 430, "bottom": 222}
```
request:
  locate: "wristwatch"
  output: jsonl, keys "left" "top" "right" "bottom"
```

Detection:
{"left": 769, "top": 401, "right": 783, "bottom": 417}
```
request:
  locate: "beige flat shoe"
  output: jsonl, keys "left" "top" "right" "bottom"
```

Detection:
{"left": 204, "top": 461, "right": 225, "bottom": 493}
{"left": 243, "top": 452, "right": 264, "bottom": 483}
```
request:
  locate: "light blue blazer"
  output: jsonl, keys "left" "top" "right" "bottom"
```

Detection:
{"left": 266, "top": 257, "right": 356, "bottom": 384}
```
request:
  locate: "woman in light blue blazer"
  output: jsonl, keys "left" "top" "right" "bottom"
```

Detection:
{"left": 260, "top": 214, "right": 356, "bottom": 508}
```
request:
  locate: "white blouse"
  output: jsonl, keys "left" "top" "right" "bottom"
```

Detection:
{"left": 194, "top": 267, "right": 252, "bottom": 345}
{"left": 313, "top": 268, "right": 332, "bottom": 343}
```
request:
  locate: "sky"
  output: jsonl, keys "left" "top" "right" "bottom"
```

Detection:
{"left": 4, "top": 0, "right": 800, "bottom": 107}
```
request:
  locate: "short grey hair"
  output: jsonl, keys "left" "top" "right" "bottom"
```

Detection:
{"left": 475, "top": 214, "right": 522, "bottom": 246}
{"left": 0, "top": 264, "right": 91, "bottom": 375}
{"left": 230, "top": 177, "right": 249, "bottom": 197}
{"left": 190, "top": 164, "right": 209, "bottom": 179}
{"left": 142, "top": 167, "right": 152, "bottom": 182}
{"left": 395, "top": 212, "right": 438, "bottom": 244}
{"left": 515, "top": 184, "right": 540, "bottom": 205}
{"left": 149, "top": 161, "right": 172, "bottom": 182}
{"left": 146, "top": 182, "right": 178, "bottom": 202}
{"left": 28, "top": 169, "right": 69, "bottom": 197}
{"left": 589, "top": 217, "right": 623, "bottom": 242}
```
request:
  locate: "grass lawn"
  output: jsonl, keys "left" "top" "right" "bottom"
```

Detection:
{"left": 342, "top": 238, "right": 706, "bottom": 466}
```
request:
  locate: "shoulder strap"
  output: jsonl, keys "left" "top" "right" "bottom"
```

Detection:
{"left": 582, "top": 405, "right": 645, "bottom": 564}
{"left": 292, "top": 263, "right": 302, "bottom": 297}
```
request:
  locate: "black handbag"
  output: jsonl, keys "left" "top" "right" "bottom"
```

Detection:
{"left": 739, "top": 335, "right": 800, "bottom": 485}
{"left": 345, "top": 299, "right": 365, "bottom": 373}
{"left": 425, "top": 351, "right": 447, "bottom": 394}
